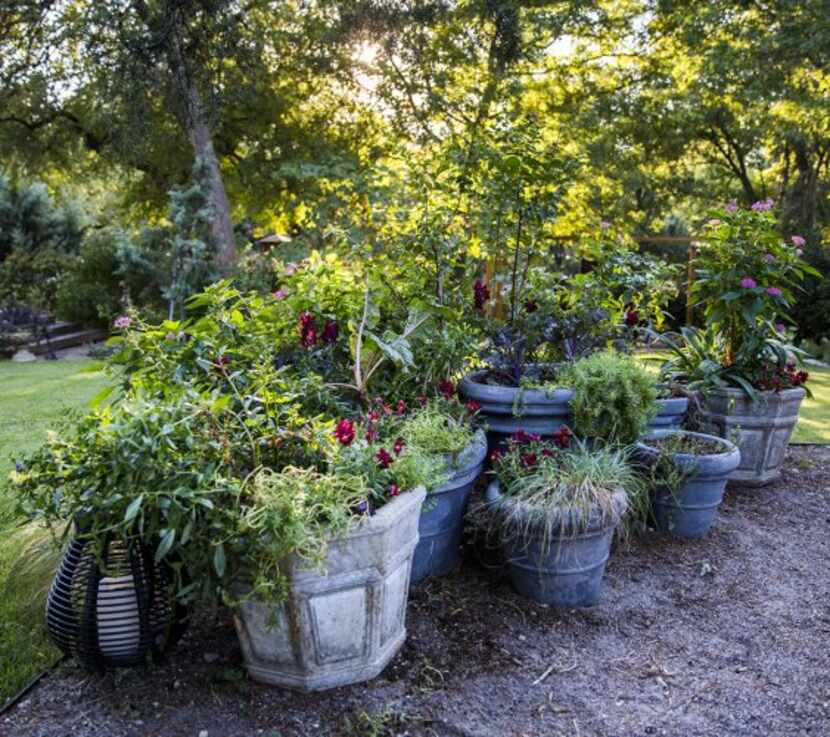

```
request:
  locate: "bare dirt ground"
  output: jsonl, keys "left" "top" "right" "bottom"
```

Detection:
{"left": 3, "top": 446, "right": 829, "bottom": 737}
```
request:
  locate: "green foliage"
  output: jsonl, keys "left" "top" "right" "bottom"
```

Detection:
{"left": 400, "top": 399, "right": 475, "bottom": 460}
{"left": 563, "top": 350, "right": 658, "bottom": 445}
{"left": 490, "top": 441, "right": 638, "bottom": 551}
{"left": 234, "top": 467, "right": 368, "bottom": 604}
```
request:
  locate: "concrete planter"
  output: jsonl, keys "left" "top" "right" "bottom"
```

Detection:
{"left": 459, "top": 369, "right": 574, "bottom": 450}
{"left": 635, "top": 430, "right": 741, "bottom": 537}
{"left": 699, "top": 387, "right": 805, "bottom": 486}
{"left": 648, "top": 395, "right": 689, "bottom": 431}
{"left": 484, "top": 480, "right": 626, "bottom": 607}
{"left": 233, "top": 486, "right": 426, "bottom": 691}
{"left": 410, "top": 430, "right": 487, "bottom": 585}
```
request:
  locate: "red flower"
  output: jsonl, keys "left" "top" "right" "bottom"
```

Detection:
{"left": 333, "top": 418, "right": 356, "bottom": 446}
{"left": 368, "top": 410, "right": 381, "bottom": 423}
{"left": 389, "top": 483, "right": 401, "bottom": 497}
{"left": 438, "top": 380, "right": 456, "bottom": 399}
{"left": 524, "top": 300, "right": 538, "bottom": 313}
{"left": 465, "top": 400, "right": 482, "bottom": 414}
{"left": 393, "top": 437, "right": 405, "bottom": 455}
{"left": 521, "top": 452, "right": 538, "bottom": 469}
{"left": 552, "top": 426, "right": 573, "bottom": 448}
{"left": 321, "top": 319, "right": 339, "bottom": 344}
{"left": 215, "top": 354, "right": 231, "bottom": 374}
{"left": 489, "top": 449, "right": 503, "bottom": 462}
{"left": 396, "top": 399, "right": 407, "bottom": 415}
{"left": 474, "top": 279, "right": 490, "bottom": 311}
{"left": 299, "top": 311, "right": 317, "bottom": 348}
{"left": 511, "top": 429, "right": 541, "bottom": 445}
{"left": 376, "top": 447, "right": 394, "bottom": 469}
{"left": 625, "top": 310, "right": 639, "bottom": 327}
{"left": 365, "top": 426, "right": 380, "bottom": 442}
{"left": 417, "top": 395, "right": 429, "bottom": 407}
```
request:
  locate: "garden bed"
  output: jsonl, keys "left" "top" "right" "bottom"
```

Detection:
{"left": 3, "top": 446, "right": 829, "bottom": 737}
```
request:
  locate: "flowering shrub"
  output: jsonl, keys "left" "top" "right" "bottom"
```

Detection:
{"left": 688, "top": 201, "right": 819, "bottom": 391}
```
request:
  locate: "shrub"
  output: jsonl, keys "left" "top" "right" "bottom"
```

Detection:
{"left": 563, "top": 350, "right": 658, "bottom": 445}
{"left": 0, "top": 247, "right": 71, "bottom": 311}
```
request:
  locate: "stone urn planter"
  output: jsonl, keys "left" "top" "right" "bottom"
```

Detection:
{"left": 635, "top": 430, "right": 741, "bottom": 538}
{"left": 232, "top": 486, "right": 426, "bottom": 691}
{"left": 459, "top": 369, "right": 574, "bottom": 451}
{"left": 410, "top": 430, "right": 487, "bottom": 585}
{"left": 483, "top": 480, "right": 626, "bottom": 607}
{"left": 699, "top": 387, "right": 805, "bottom": 486}
{"left": 648, "top": 395, "right": 689, "bottom": 431}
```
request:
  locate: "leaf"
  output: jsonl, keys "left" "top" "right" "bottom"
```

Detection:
{"left": 155, "top": 528, "right": 176, "bottom": 563}
{"left": 89, "top": 385, "right": 114, "bottom": 410}
{"left": 213, "top": 544, "right": 226, "bottom": 577}
{"left": 123, "top": 494, "right": 144, "bottom": 523}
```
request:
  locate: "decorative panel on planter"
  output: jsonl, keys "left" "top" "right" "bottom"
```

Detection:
{"left": 46, "top": 534, "right": 187, "bottom": 671}
{"left": 699, "top": 387, "right": 805, "bottom": 486}
{"left": 233, "top": 486, "right": 426, "bottom": 691}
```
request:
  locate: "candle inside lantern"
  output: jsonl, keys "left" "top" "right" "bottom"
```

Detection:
{"left": 97, "top": 575, "right": 141, "bottom": 659}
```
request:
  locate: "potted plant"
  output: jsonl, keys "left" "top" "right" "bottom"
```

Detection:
{"left": 651, "top": 385, "right": 690, "bottom": 431}
{"left": 661, "top": 201, "right": 817, "bottom": 485}
{"left": 482, "top": 431, "right": 636, "bottom": 607}
{"left": 399, "top": 397, "right": 487, "bottom": 583}
{"left": 635, "top": 430, "right": 741, "bottom": 537}
{"left": 230, "top": 466, "right": 427, "bottom": 691}
{"left": 559, "top": 349, "right": 658, "bottom": 445}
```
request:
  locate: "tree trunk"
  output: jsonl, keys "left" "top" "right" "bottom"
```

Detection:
{"left": 184, "top": 86, "right": 237, "bottom": 274}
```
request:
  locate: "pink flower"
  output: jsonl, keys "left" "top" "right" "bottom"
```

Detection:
{"left": 766, "top": 287, "right": 782, "bottom": 297}
{"left": 725, "top": 200, "right": 739, "bottom": 214}
{"left": 763, "top": 253, "right": 776, "bottom": 264}
{"left": 751, "top": 198, "right": 774, "bottom": 212}
{"left": 791, "top": 235, "right": 806, "bottom": 247}
{"left": 552, "top": 426, "right": 573, "bottom": 448}
{"left": 520, "top": 452, "right": 538, "bottom": 469}
{"left": 365, "top": 426, "right": 380, "bottom": 442}
{"left": 511, "top": 429, "right": 541, "bottom": 445}
{"left": 707, "top": 219, "right": 722, "bottom": 227}
{"left": 393, "top": 437, "right": 405, "bottom": 455}
{"left": 776, "top": 323, "right": 786, "bottom": 333}
{"left": 465, "top": 400, "right": 481, "bottom": 414}
{"left": 388, "top": 483, "right": 401, "bottom": 497}
{"left": 333, "top": 419, "right": 356, "bottom": 446}
{"left": 600, "top": 221, "right": 611, "bottom": 230}
{"left": 273, "top": 288, "right": 289, "bottom": 300}
{"left": 396, "top": 400, "right": 407, "bottom": 415}
{"left": 740, "top": 278, "right": 757, "bottom": 289}
{"left": 113, "top": 315, "right": 132, "bottom": 330}
{"left": 283, "top": 263, "right": 298, "bottom": 276}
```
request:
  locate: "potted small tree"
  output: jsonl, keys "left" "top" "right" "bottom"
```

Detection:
{"left": 635, "top": 429, "right": 741, "bottom": 537}
{"left": 482, "top": 431, "right": 638, "bottom": 607}
{"left": 662, "top": 201, "right": 817, "bottom": 485}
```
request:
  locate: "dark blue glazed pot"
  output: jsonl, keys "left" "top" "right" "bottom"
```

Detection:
{"left": 635, "top": 430, "right": 740, "bottom": 538}
{"left": 483, "top": 480, "right": 627, "bottom": 607}
{"left": 410, "top": 430, "right": 488, "bottom": 584}
{"left": 648, "top": 395, "right": 689, "bottom": 431}
{"left": 459, "top": 370, "right": 573, "bottom": 452}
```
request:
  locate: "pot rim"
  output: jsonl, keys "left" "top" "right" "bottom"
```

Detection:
{"left": 635, "top": 429, "right": 741, "bottom": 474}
{"left": 460, "top": 369, "right": 574, "bottom": 403}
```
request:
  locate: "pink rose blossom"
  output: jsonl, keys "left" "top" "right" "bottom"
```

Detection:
{"left": 113, "top": 315, "right": 132, "bottom": 329}
{"left": 740, "top": 278, "right": 757, "bottom": 289}
{"left": 791, "top": 235, "right": 806, "bottom": 247}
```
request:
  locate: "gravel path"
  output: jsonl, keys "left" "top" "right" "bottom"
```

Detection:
{"left": 3, "top": 447, "right": 829, "bottom": 737}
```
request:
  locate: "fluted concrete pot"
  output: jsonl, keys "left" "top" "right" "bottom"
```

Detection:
{"left": 233, "top": 486, "right": 426, "bottom": 691}
{"left": 484, "top": 480, "right": 626, "bottom": 608}
{"left": 635, "top": 430, "right": 740, "bottom": 537}
{"left": 648, "top": 395, "right": 689, "bottom": 431}
{"left": 699, "top": 387, "right": 805, "bottom": 486}
{"left": 459, "top": 369, "right": 574, "bottom": 451}
{"left": 410, "top": 430, "right": 487, "bottom": 585}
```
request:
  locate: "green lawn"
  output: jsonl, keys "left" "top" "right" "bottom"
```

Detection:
{"left": 0, "top": 359, "right": 109, "bottom": 703}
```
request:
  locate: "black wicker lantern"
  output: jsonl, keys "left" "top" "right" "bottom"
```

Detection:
{"left": 46, "top": 533, "right": 187, "bottom": 670}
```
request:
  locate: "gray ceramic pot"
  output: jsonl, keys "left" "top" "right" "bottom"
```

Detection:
{"left": 410, "top": 430, "right": 487, "bottom": 585}
{"left": 699, "top": 387, "right": 805, "bottom": 486}
{"left": 648, "top": 395, "right": 689, "bottom": 431}
{"left": 484, "top": 480, "right": 626, "bottom": 607}
{"left": 459, "top": 369, "right": 574, "bottom": 450}
{"left": 635, "top": 430, "right": 740, "bottom": 537}
{"left": 232, "top": 487, "right": 425, "bottom": 691}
